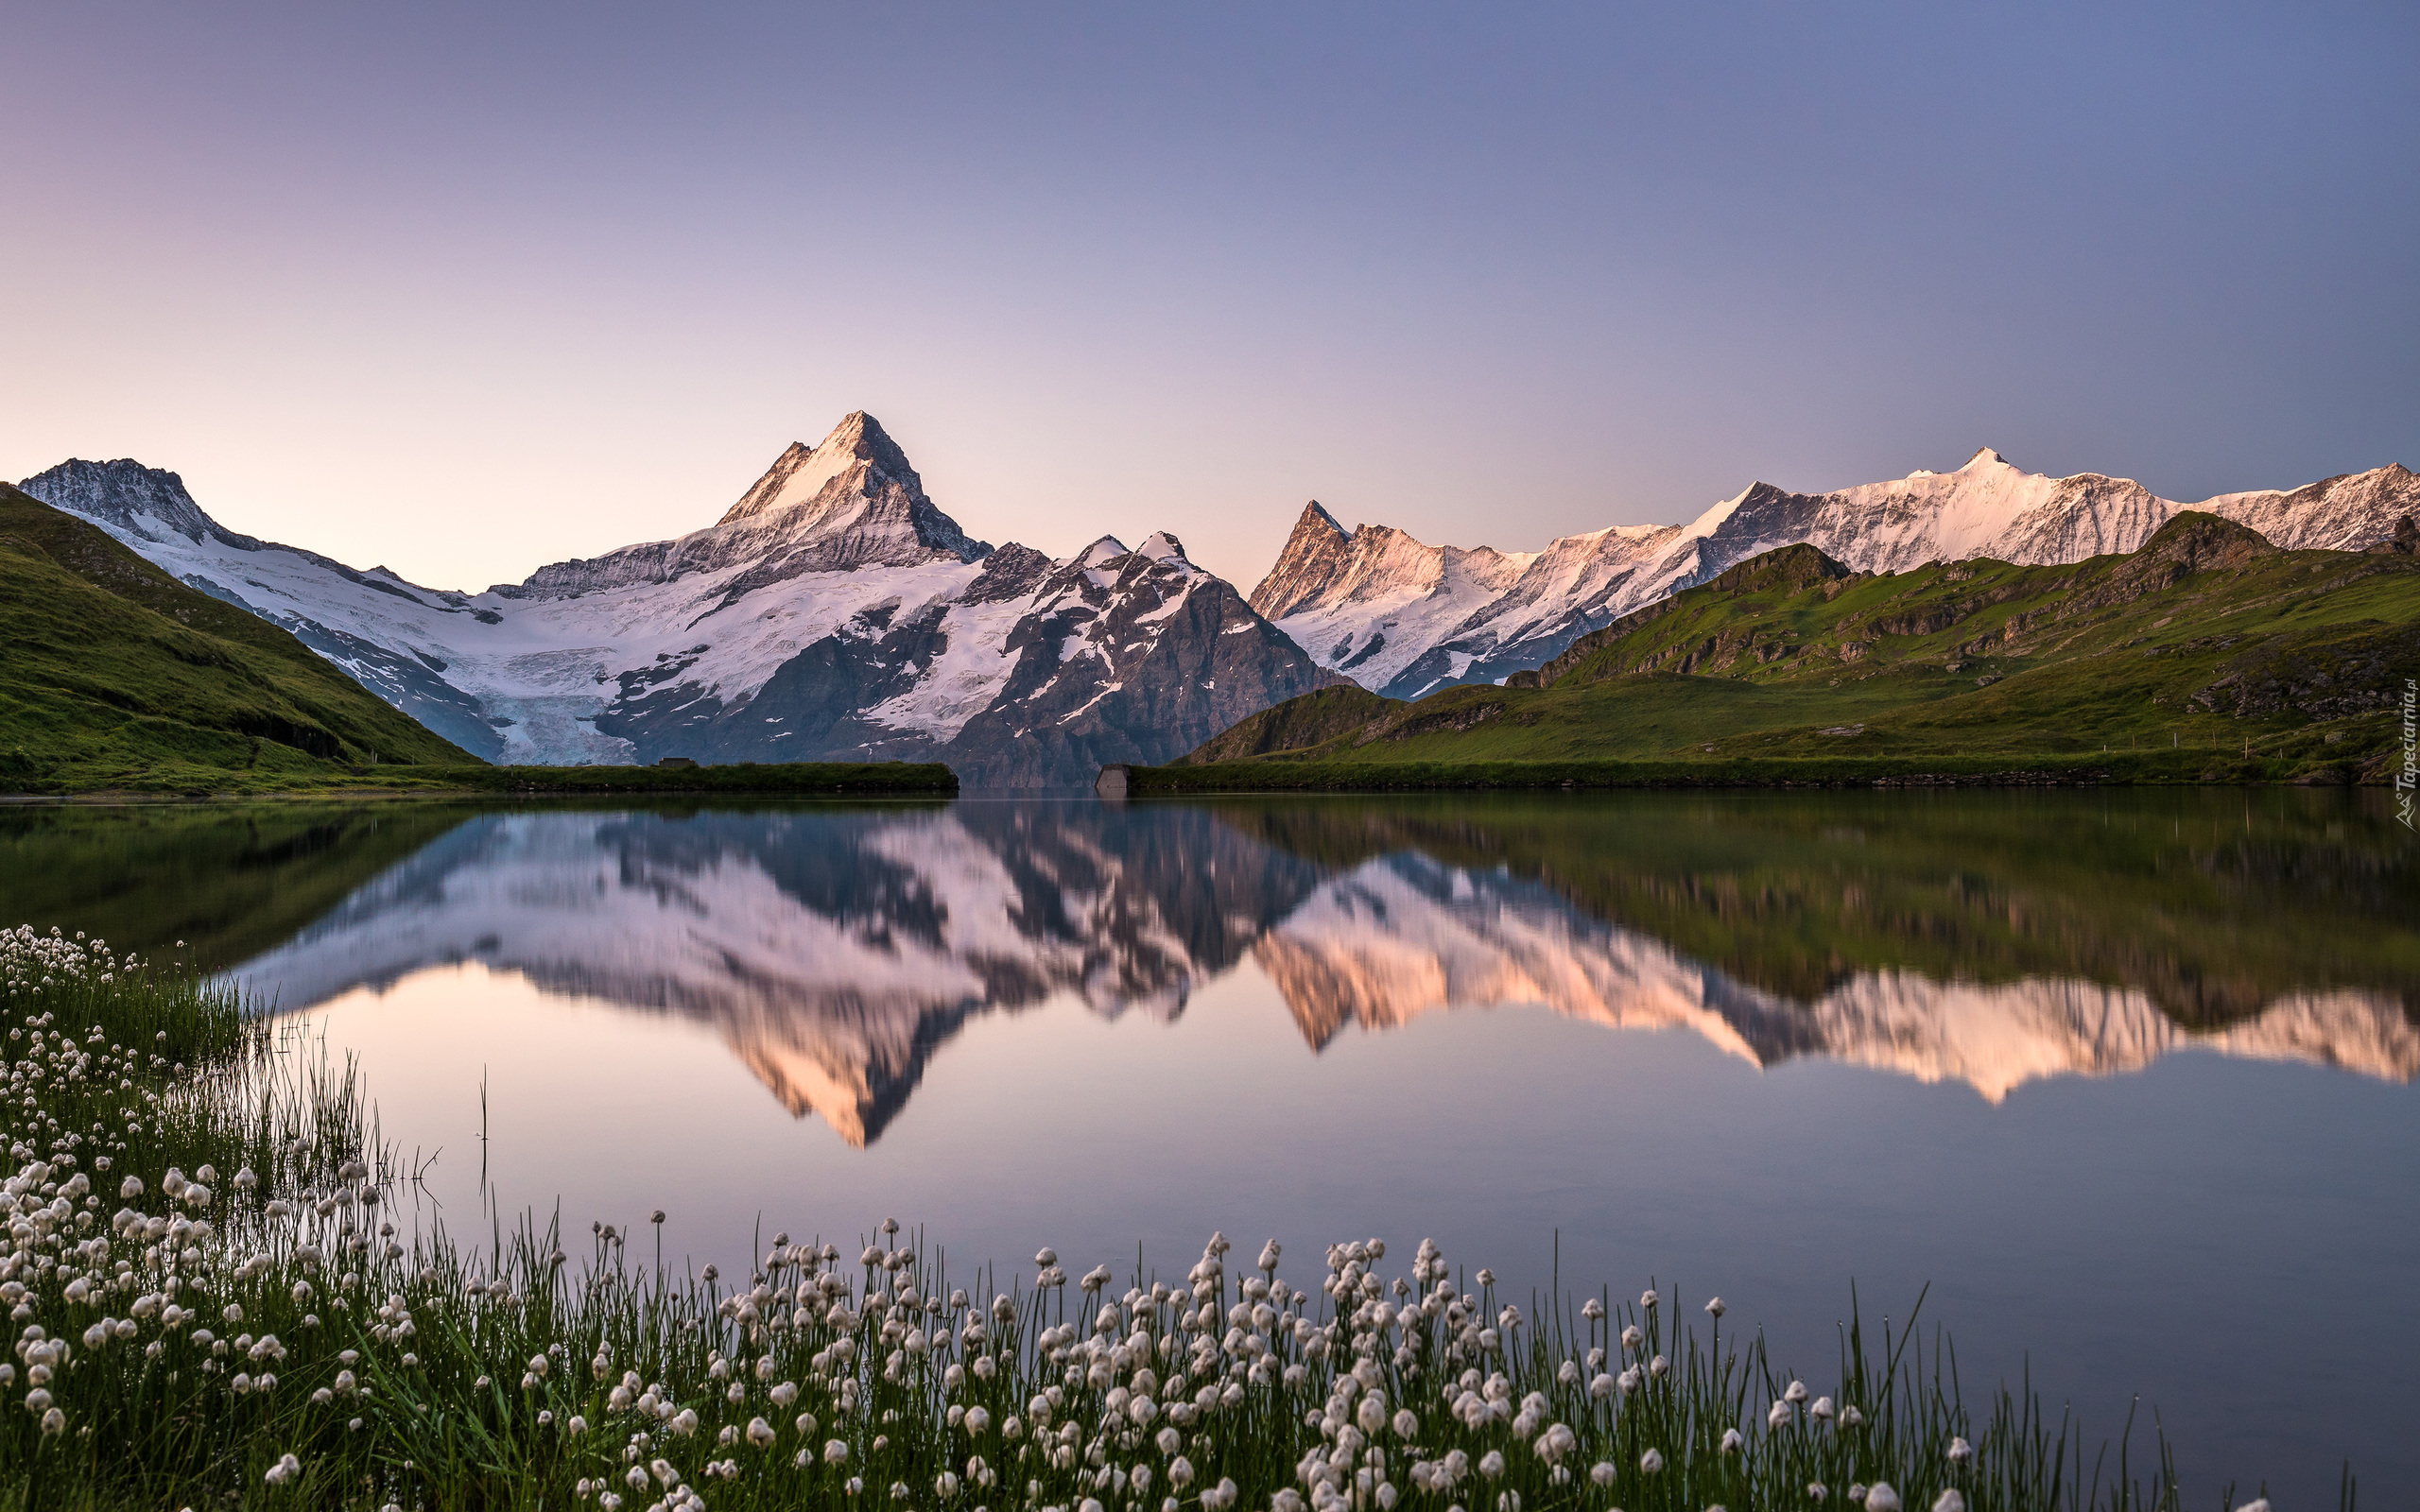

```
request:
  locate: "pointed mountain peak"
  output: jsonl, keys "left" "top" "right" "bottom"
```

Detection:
{"left": 1251, "top": 500, "right": 1366, "bottom": 619}
{"left": 1298, "top": 500, "right": 1348, "bottom": 538}
{"left": 1076, "top": 535, "right": 1130, "bottom": 569}
{"left": 17, "top": 457, "right": 229, "bottom": 546}
{"left": 719, "top": 410, "right": 923, "bottom": 526}
{"left": 1959, "top": 447, "right": 2012, "bottom": 472}
{"left": 815, "top": 410, "right": 914, "bottom": 476}
{"left": 1135, "top": 531, "right": 1193, "bottom": 566}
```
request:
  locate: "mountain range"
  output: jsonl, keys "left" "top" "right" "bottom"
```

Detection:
{"left": 18, "top": 414, "right": 1331, "bottom": 787}
{"left": 1251, "top": 448, "right": 2420, "bottom": 698}
{"left": 1181, "top": 512, "right": 2420, "bottom": 784}
{"left": 21, "top": 424, "right": 2415, "bottom": 783}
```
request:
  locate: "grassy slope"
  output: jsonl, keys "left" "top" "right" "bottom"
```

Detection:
{"left": 0, "top": 484, "right": 475, "bottom": 791}
{"left": 1161, "top": 516, "right": 2419, "bottom": 786}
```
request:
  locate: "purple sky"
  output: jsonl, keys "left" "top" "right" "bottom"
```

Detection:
{"left": 4, "top": 3, "right": 2415, "bottom": 592}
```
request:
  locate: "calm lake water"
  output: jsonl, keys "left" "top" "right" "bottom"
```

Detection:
{"left": 5, "top": 790, "right": 2415, "bottom": 1504}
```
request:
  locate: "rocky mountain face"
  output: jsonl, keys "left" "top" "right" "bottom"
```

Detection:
{"left": 1256, "top": 448, "right": 2420, "bottom": 698}
{"left": 18, "top": 413, "right": 1332, "bottom": 785}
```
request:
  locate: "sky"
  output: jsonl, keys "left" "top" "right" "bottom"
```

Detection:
{"left": 4, "top": 2, "right": 2416, "bottom": 593}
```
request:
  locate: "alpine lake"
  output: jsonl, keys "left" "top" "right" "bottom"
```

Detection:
{"left": 3, "top": 788, "right": 2412, "bottom": 1505}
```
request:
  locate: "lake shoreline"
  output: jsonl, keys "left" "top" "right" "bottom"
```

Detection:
{"left": 1115, "top": 747, "right": 2379, "bottom": 794}
{"left": 0, "top": 760, "right": 962, "bottom": 802}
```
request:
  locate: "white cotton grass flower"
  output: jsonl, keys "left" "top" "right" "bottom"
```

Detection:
{"left": 1864, "top": 1484, "right": 1903, "bottom": 1512}
{"left": 1720, "top": 1428, "right": 1743, "bottom": 1455}
{"left": 264, "top": 1452, "right": 302, "bottom": 1486}
{"left": 747, "top": 1417, "right": 775, "bottom": 1448}
{"left": 1932, "top": 1492, "right": 1967, "bottom": 1512}
{"left": 1705, "top": 1296, "right": 1725, "bottom": 1318}
{"left": 2233, "top": 1501, "right": 2272, "bottom": 1512}
{"left": 1638, "top": 1449, "right": 1665, "bottom": 1474}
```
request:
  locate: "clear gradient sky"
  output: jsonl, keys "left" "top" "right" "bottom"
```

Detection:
{"left": 4, "top": 3, "right": 2415, "bottom": 593}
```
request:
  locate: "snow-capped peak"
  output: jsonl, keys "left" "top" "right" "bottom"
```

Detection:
{"left": 1076, "top": 535, "right": 1130, "bottom": 568}
{"left": 1134, "top": 531, "right": 1193, "bottom": 566}
{"left": 1253, "top": 448, "right": 2417, "bottom": 702}
{"left": 718, "top": 410, "right": 918, "bottom": 526}
{"left": 15, "top": 458, "right": 237, "bottom": 547}
{"left": 1678, "top": 484, "right": 1754, "bottom": 542}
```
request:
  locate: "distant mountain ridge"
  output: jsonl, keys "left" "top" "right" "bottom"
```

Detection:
{"left": 20, "top": 414, "right": 1332, "bottom": 786}
{"left": 1189, "top": 511, "right": 2420, "bottom": 783}
{"left": 1253, "top": 448, "right": 2420, "bottom": 697}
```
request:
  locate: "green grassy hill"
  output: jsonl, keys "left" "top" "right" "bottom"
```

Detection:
{"left": 0, "top": 484, "right": 480, "bottom": 793}
{"left": 1164, "top": 512, "right": 2420, "bottom": 786}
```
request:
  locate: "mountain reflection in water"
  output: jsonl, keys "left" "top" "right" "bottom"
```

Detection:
{"left": 217, "top": 794, "right": 2419, "bottom": 1144}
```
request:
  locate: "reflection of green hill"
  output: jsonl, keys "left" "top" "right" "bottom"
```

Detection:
{"left": 0, "top": 804, "right": 479, "bottom": 974}
{"left": 1213, "top": 790, "right": 2419, "bottom": 1029}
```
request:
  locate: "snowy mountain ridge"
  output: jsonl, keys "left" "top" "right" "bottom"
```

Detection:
{"left": 1256, "top": 447, "right": 2420, "bottom": 698}
{"left": 17, "top": 413, "right": 1330, "bottom": 785}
